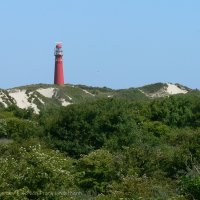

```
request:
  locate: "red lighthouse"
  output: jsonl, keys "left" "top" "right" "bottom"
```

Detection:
{"left": 54, "top": 43, "right": 64, "bottom": 84}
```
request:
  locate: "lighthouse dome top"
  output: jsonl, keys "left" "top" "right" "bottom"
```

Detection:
{"left": 56, "top": 43, "right": 62, "bottom": 49}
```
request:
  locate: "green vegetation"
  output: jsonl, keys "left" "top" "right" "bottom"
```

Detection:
{"left": 139, "top": 82, "right": 167, "bottom": 94}
{"left": 1, "top": 93, "right": 200, "bottom": 199}
{"left": 0, "top": 84, "right": 150, "bottom": 111}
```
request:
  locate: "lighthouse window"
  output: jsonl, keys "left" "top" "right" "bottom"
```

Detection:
{"left": 55, "top": 49, "right": 62, "bottom": 55}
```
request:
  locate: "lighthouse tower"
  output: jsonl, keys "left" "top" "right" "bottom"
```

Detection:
{"left": 54, "top": 43, "right": 64, "bottom": 85}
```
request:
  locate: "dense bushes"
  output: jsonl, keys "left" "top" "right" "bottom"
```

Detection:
{"left": 45, "top": 99, "right": 139, "bottom": 157}
{"left": 0, "top": 141, "right": 78, "bottom": 200}
{"left": 0, "top": 95, "right": 200, "bottom": 199}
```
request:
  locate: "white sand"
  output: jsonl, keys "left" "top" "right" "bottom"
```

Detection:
{"left": 166, "top": 83, "right": 188, "bottom": 94}
{"left": 67, "top": 95, "right": 72, "bottom": 100}
{"left": 0, "top": 100, "right": 8, "bottom": 107}
{"left": 0, "top": 92, "right": 8, "bottom": 107}
{"left": 82, "top": 89, "right": 95, "bottom": 96}
{"left": 30, "top": 98, "right": 40, "bottom": 114}
{"left": 0, "top": 98, "right": 8, "bottom": 107}
{"left": 37, "top": 88, "right": 56, "bottom": 98}
{"left": 60, "top": 98, "right": 71, "bottom": 106}
{"left": 8, "top": 89, "right": 40, "bottom": 114}
{"left": 37, "top": 97, "right": 45, "bottom": 104}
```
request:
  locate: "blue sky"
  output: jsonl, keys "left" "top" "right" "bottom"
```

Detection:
{"left": 0, "top": 0, "right": 199, "bottom": 89}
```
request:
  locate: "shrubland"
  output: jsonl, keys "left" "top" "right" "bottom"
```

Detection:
{"left": 0, "top": 95, "right": 200, "bottom": 199}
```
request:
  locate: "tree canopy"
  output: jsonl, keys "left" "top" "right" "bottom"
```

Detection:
{"left": 0, "top": 95, "right": 200, "bottom": 199}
